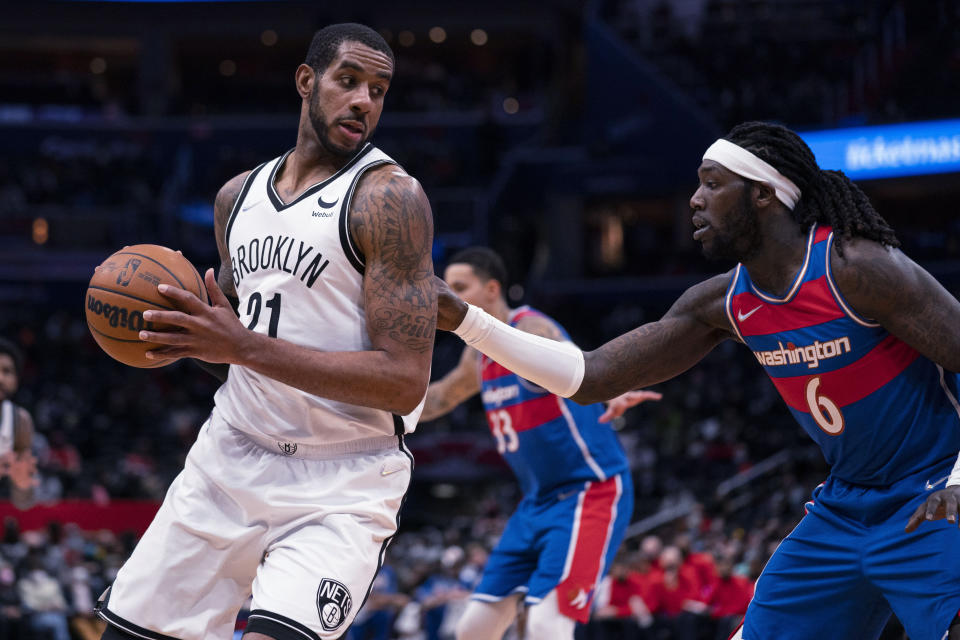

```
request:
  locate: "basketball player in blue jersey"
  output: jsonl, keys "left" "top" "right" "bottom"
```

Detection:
{"left": 436, "top": 122, "right": 960, "bottom": 640}
{"left": 0, "top": 337, "right": 36, "bottom": 509}
{"left": 95, "top": 24, "right": 437, "bottom": 640}
{"left": 419, "top": 247, "right": 659, "bottom": 640}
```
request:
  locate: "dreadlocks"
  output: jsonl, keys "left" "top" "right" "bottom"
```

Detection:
{"left": 724, "top": 121, "right": 899, "bottom": 254}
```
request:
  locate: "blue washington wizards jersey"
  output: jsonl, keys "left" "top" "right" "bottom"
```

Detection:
{"left": 479, "top": 307, "right": 628, "bottom": 499}
{"left": 726, "top": 224, "right": 960, "bottom": 486}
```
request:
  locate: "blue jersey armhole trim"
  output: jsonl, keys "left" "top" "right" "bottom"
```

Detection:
{"left": 724, "top": 265, "right": 746, "bottom": 343}
{"left": 823, "top": 232, "right": 881, "bottom": 328}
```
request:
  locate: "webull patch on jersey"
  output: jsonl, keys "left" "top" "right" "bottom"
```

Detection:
{"left": 316, "top": 578, "right": 352, "bottom": 631}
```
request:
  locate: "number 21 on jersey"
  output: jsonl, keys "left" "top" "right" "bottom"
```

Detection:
{"left": 246, "top": 291, "right": 282, "bottom": 338}
{"left": 488, "top": 409, "right": 519, "bottom": 454}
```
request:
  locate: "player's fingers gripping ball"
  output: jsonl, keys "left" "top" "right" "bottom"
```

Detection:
{"left": 85, "top": 244, "right": 206, "bottom": 368}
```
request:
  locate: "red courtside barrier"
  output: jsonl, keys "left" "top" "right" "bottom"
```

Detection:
{"left": 0, "top": 500, "right": 161, "bottom": 534}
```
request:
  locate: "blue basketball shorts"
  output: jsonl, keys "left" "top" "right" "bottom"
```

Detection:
{"left": 473, "top": 472, "right": 632, "bottom": 622}
{"left": 743, "top": 458, "right": 960, "bottom": 640}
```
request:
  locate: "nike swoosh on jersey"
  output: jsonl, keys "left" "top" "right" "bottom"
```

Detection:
{"left": 241, "top": 199, "right": 264, "bottom": 212}
{"left": 318, "top": 195, "right": 339, "bottom": 208}
{"left": 926, "top": 475, "right": 949, "bottom": 490}
{"left": 737, "top": 305, "right": 762, "bottom": 322}
{"left": 380, "top": 464, "right": 404, "bottom": 477}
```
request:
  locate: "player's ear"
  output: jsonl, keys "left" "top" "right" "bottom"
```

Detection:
{"left": 486, "top": 279, "right": 502, "bottom": 301}
{"left": 753, "top": 182, "right": 776, "bottom": 209}
{"left": 295, "top": 64, "right": 316, "bottom": 99}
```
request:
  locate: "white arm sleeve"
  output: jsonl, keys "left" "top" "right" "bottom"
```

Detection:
{"left": 453, "top": 304, "right": 585, "bottom": 398}
{"left": 948, "top": 450, "right": 960, "bottom": 487}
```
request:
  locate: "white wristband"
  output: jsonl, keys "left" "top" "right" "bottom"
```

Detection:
{"left": 453, "top": 304, "right": 585, "bottom": 398}
{"left": 947, "top": 451, "right": 960, "bottom": 488}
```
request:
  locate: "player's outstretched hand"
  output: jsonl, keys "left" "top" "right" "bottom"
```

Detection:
{"left": 141, "top": 269, "right": 249, "bottom": 364}
{"left": 598, "top": 390, "right": 663, "bottom": 423}
{"left": 905, "top": 486, "right": 960, "bottom": 532}
{"left": 0, "top": 451, "right": 38, "bottom": 490}
{"left": 8, "top": 452, "right": 38, "bottom": 490}
{"left": 436, "top": 276, "right": 468, "bottom": 332}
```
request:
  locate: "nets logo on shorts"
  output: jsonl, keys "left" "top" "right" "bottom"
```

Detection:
{"left": 316, "top": 578, "right": 352, "bottom": 632}
{"left": 277, "top": 441, "right": 298, "bottom": 456}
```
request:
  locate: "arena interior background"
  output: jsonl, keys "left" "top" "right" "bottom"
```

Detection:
{"left": 0, "top": 1, "right": 958, "bottom": 638}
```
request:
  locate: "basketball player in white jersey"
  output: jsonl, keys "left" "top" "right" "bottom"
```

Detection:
{"left": 0, "top": 337, "right": 36, "bottom": 509}
{"left": 96, "top": 24, "right": 436, "bottom": 640}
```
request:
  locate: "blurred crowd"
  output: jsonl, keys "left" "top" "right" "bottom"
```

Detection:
{"left": 603, "top": 0, "right": 960, "bottom": 129}
{"left": 0, "top": 503, "right": 835, "bottom": 640}
{"left": 0, "top": 517, "right": 127, "bottom": 640}
{"left": 0, "top": 507, "right": 769, "bottom": 640}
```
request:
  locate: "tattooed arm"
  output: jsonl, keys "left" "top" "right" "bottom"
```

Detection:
{"left": 212, "top": 172, "right": 248, "bottom": 312}
{"left": 831, "top": 238, "right": 960, "bottom": 371}
{"left": 192, "top": 171, "right": 249, "bottom": 383}
{"left": 350, "top": 164, "right": 437, "bottom": 412}
{"left": 140, "top": 164, "right": 436, "bottom": 415}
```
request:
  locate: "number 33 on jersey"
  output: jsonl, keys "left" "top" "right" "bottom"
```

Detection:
{"left": 478, "top": 307, "right": 629, "bottom": 499}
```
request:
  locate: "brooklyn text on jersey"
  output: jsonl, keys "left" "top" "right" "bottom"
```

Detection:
{"left": 231, "top": 235, "right": 330, "bottom": 289}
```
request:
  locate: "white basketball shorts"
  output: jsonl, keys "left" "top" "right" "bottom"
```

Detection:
{"left": 97, "top": 408, "right": 412, "bottom": 640}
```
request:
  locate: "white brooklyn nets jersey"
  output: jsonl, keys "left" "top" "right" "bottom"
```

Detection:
{"left": 214, "top": 144, "right": 425, "bottom": 447}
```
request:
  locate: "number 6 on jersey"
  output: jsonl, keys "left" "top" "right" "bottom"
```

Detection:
{"left": 805, "top": 376, "right": 844, "bottom": 435}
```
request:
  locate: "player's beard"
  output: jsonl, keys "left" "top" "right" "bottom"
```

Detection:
{"left": 702, "top": 187, "right": 762, "bottom": 263}
{"left": 308, "top": 87, "right": 369, "bottom": 159}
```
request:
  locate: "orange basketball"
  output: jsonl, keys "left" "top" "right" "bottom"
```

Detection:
{"left": 85, "top": 244, "right": 206, "bottom": 368}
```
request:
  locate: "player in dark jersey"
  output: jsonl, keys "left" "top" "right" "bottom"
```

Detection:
{"left": 421, "top": 247, "right": 659, "bottom": 640}
{"left": 436, "top": 122, "right": 960, "bottom": 640}
{"left": 0, "top": 337, "right": 36, "bottom": 509}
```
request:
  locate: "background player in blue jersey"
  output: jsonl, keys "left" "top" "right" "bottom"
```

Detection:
{"left": 436, "top": 122, "right": 960, "bottom": 640}
{"left": 420, "top": 247, "right": 660, "bottom": 640}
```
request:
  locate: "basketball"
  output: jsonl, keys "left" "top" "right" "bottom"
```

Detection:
{"left": 85, "top": 244, "right": 206, "bottom": 368}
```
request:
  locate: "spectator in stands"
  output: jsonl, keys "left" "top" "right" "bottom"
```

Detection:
{"left": 591, "top": 552, "right": 648, "bottom": 640}
{"left": 415, "top": 547, "right": 472, "bottom": 640}
{"left": 17, "top": 551, "right": 70, "bottom": 640}
{"left": 0, "top": 518, "right": 27, "bottom": 569}
{"left": 704, "top": 554, "right": 753, "bottom": 640}
{"left": 348, "top": 564, "right": 409, "bottom": 640}
{"left": 649, "top": 546, "right": 707, "bottom": 640}
{"left": 66, "top": 563, "right": 106, "bottom": 640}
{"left": 0, "top": 561, "right": 25, "bottom": 640}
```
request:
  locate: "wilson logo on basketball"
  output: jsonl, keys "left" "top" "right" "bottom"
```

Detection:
{"left": 316, "top": 578, "right": 352, "bottom": 631}
{"left": 86, "top": 294, "right": 155, "bottom": 332}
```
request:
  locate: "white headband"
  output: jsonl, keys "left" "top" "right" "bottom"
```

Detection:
{"left": 702, "top": 138, "right": 802, "bottom": 209}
